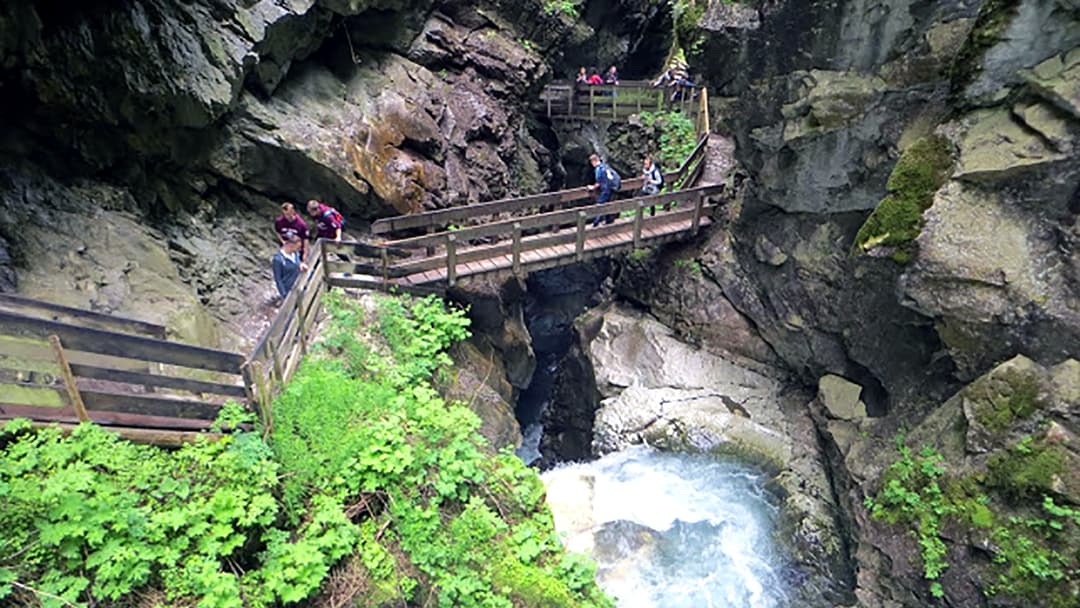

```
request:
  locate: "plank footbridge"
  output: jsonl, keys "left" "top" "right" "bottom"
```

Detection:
{"left": 0, "top": 82, "right": 721, "bottom": 443}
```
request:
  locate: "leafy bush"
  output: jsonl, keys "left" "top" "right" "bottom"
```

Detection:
{"left": 640, "top": 110, "right": 698, "bottom": 172}
{"left": 0, "top": 290, "right": 612, "bottom": 608}
{"left": 867, "top": 434, "right": 1080, "bottom": 606}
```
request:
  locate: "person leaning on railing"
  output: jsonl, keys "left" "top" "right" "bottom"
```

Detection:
{"left": 272, "top": 235, "right": 308, "bottom": 303}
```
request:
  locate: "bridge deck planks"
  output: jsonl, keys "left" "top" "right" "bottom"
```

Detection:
{"left": 394, "top": 212, "right": 711, "bottom": 287}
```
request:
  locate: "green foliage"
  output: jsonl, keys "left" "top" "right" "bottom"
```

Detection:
{"left": 272, "top": 291, "right": 613, "bottom": 608}
{"left": 969, "top": 370, "right": 1045, "bottom": 434}
{"left": 987, "top": 437, "right": 1068, "bottom": 500}
{"left": 0, "top": 291, "right": 611, "bottom": 607}
{"left": 864, "top": 439, "right": 953, "bottom": 595}
{"left": 671, "top": 0, "right": 707, "bottom": 57}
{"left": 542, "top": 0, "right": 579, "bottom": 17}
{"left": 0, "top": 421, "right": 279, "bottom": 607}
{"left": 867, "top": 434, "right": 1080, "bottom": 606}
{"left": 853, "top": 135, "right": 953, "bottom": 259}
{"left": 640, "top": 110, "right": 698, "bottom": 171}
{"left": 673, "top": 258, "right": 702, "bottom": 275}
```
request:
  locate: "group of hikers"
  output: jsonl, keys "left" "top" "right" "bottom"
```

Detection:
{"left": 270, "top": 199, "right": 345, "bottom": 300}
{"left": 586, "top": 153, "right": 665, "bottom": 226}
{"left": 575, "top": 65, "right": 619, "bottom": 86}
{"left": 268, "top": 155, "right": 666, "bottom": 298}
{"left": 572, "top": 65, "right": 695, "bottom": 101}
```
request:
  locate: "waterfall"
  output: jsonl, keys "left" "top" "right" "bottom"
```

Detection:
{"left": 543, "top": 445, "right": 790, "bottom": 608}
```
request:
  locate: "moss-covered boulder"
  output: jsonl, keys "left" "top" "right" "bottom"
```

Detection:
{"left": 853, "top": 135, "right": 953, "bottom": 261}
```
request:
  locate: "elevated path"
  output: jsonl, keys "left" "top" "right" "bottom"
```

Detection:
{"left": 1, "top": 81, "right": 721, "bottom": 442}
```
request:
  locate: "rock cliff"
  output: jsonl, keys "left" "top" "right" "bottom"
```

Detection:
{"left": 631, "top": 0, "right": 1080, "bottom": 605}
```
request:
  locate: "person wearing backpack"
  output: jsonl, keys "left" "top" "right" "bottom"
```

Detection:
{"left": 587, "top": 153, "right": 621, "bottom": 227}
{"left": 641, "top": 155, "right": 664, "bottom": 196}
{"left": 306, "top": 199, "right": 345, "bottom": 242}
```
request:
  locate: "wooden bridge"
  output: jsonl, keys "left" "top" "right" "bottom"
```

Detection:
{"left": 536, "top": 80, "right": 706, "bottom": 125}
{"left": 1, "top": 81, "right": 721, "bottom": 443}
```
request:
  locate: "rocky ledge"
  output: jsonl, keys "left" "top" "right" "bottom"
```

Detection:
{"left": 578, "top": 303, "right": 856, "bottom": 605}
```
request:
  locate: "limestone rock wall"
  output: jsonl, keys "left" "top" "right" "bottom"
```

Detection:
{"left": 646, "top": 0, "right": 1080, "bottom": 605}
{"left": 0, "top": 0, "right": 576, "bottom": 346}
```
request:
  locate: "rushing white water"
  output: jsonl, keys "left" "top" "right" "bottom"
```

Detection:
{"left": 543, "top": 446, "right": 790, "bottom": 608}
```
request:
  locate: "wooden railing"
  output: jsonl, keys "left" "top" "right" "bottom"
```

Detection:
{"left": 336, "top": 184, "right": 722, "bottom": 289}
{"left": 0, "top": 294, "right": 247, "bottom": 445}
{"left": 1, "top": 83, "right": 719, "bottom": 443}
{"left": 538, "top": 81, "right": 704, "bottom": 124}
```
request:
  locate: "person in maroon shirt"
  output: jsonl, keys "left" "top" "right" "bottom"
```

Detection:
{"left": 306, "top": 199, "right": 344, "bottom": 242}
{"left": 274, "top": 202, "right": 309, "bottom": 257}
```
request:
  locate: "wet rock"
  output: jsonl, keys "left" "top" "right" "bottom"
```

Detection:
{"left": 832, "top": 355, "right": 1080, "bottom": 606}
{"left": 585, "top": 304, "right": 853, "bottom": 601}
{"left": 952, "top": 107, "right": 1070, "bottom": 182}
{"left": 962, "top": 0, "right": 1080, "bottom": 105}
{"left": 1022, "top": 47, "right": 1080, "bottom": 118}
{"left": 443, "top": 338, "right": 523, "bottom": 450}
{"left": 450, "top": 274, "right": 536, "bottom": 394}
{"left": 753, "top": 234, "right": 788, "bottom": 266}
{"left": 540, "top": 342, "right": 600, "bottom": 466}
{"left": 541, "top": 467, "right": 597, "bottom": 554}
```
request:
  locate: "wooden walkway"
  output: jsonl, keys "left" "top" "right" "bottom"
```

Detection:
{"left": 0, "top": 81, "right": 720, "bottom": 442}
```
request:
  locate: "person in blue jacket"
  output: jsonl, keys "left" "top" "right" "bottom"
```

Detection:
{"left": 272, "top": 235, "right": 308, "bottom": 302}
{"left": 587, "top": 153, "right": 621, "bottom": 226}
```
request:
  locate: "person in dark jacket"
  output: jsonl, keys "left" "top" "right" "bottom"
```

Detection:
{"left": 272, "top": 235, "right": 307, "bottom": 301}
{"left": 587, "top": 153, "right": 620, "bottom": 226}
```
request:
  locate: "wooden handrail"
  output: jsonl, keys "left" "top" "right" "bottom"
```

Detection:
{"left": 0, "top": 293, "right": 166, "bottom": 338}
{"left": 382, "top": 186, "right": 720, "bottom": 251}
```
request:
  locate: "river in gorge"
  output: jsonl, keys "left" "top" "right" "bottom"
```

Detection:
{"left": 542, "top": 445, "right": 792, "bottom": 608}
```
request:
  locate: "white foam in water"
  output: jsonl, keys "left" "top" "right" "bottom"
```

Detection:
{"left": 543, "top": 445, "right": 789, "bottom": 608}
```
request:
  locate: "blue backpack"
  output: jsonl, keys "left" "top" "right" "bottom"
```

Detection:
{"left": 601, "top": 164, "right": 622, "bottom": 191}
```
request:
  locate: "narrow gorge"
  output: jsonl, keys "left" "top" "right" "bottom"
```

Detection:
{"left": 1, "top": 0, "right": 1079, "bottom": 607}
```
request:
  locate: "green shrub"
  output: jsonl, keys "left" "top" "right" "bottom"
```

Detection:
{"left": 0, "top": 291, "right": 612, "bottom": 608}
{"left": 640, "top": 110, "right": 698, "bottom": 171}
{"left": 867, "top": 434, "right": 1080, "bottom": 605}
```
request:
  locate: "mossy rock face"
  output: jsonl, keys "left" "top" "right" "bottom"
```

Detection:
{"left": 960, "top": 356, "right": 1050, "bottom": 450}
{"left": 853, "top": 135, "right": 953, "bottom": 258}
{"left": 862, "top": 356, "right": 1080, "bottom": 607}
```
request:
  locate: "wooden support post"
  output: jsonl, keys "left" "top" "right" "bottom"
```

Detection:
{"left": 636, "top": 93, "right": 642, "bottom": 114}
{"left": 251, "top": 360, "right": 273, "bottom": 437}
{"left": 380, "top": 248, "right": 390, "bottom": 290}
{"left": 446, "top": 234, "right": 457, "bottom": 287}
{"left": 320, "top": 241, "right": 329, "bottom": 279}
{"left": 691, "top": 192, "right": 705, "bottom": 235}
{"left": 241, "top": 362, "right": 259, "bottom": 412}
{"left": 268, "top": 340, "right": 285, "bottom": 391}
{"left": 701, "top": 88, "right": 711, "bottom": 135}
{"left": 575, "top": 211, "right": 587, "bottom": 261}
{"left": 546, "top": 96, "right": 552, "bottom": 118}
{"left": 296, "top": 289, "right": 309, "bottom": 356}
{"left": 657, "top": 88, "right": 664, "bottom": 111}
{"left": 611, "top": 88, "right": 618, "bottom": 119}
{"left": 589, "top": 87, "right": 595, "bottom": 121}
{"left": 426, "top": 226, "right": 436, "bottom": 257}
{"left": 512, "top": 223, "right": 523, "bottom": 276}
{"left": 567, "top": 86, "right": 574, "bottom": 116}
{"left": 633, "top": 201, "right": 645, "bottom": 249}
{"left": 49, "top": 334, "right": 89, "bottom": 422}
